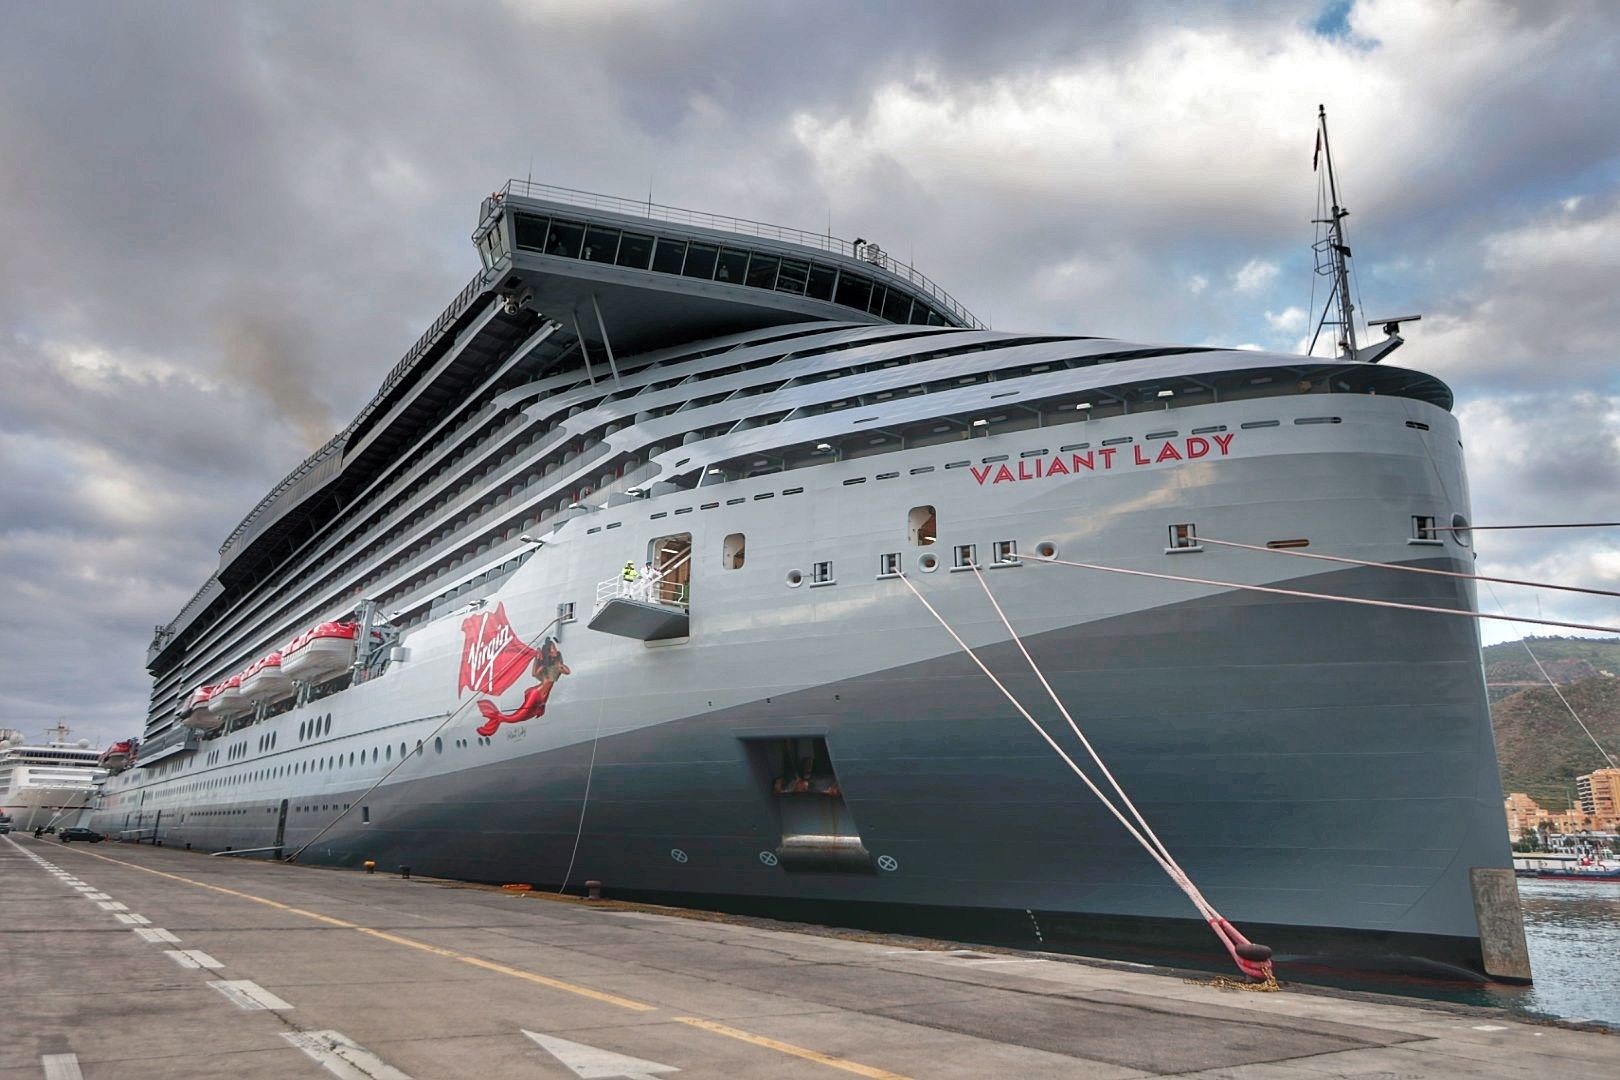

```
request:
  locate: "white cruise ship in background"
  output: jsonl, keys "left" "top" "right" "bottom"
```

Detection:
{"left": 0, "top": 724, "right": 107, "bottom": 830}
{"left": 91, "top": 177, "right": 1527, "bottom": 983}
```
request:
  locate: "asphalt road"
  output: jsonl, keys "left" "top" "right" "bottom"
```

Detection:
{"left": 2, "top": 834, "right": 1612, "bottom": 1079}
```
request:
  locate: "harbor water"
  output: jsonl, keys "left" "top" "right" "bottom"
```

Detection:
{"left": 1479, "top": 879, "right": 1620, "bottom": 1029}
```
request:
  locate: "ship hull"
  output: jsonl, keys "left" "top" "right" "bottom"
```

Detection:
{"left": 97, "top": 392, "right": 1512, "bottom": 978}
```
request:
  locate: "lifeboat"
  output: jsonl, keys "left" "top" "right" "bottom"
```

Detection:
{"left": 205, "top": 674, "right": 248, "bottom": 719}
{"left": 240, "top": 652, "right": 293, "bottom": 703}
{"left": 282, "top": 622, "right": 358, "bottom": 683}
{"left": 180, "top": 686, "right": 223, "bottom": 731}
{"left": 99, "top": 740, "right": 137, "bottom": 771}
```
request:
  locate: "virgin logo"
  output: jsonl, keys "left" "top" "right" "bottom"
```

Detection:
{"left": 458, "top": 603, "right": 538, "bottom": 697}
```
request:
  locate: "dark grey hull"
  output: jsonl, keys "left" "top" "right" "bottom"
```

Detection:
{"left": 143, "top": 561, "right": 1509, "bottom": 979}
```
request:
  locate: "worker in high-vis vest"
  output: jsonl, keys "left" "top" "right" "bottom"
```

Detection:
{"left": 621, "top": 561, "right": 639, "bottom": 592}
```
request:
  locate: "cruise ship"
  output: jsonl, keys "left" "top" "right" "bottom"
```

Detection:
{"left": 1, "top": 724, "right": 107, "bottom": 830}
{"left": 94, "top": 179, "right": 1522, "bottom": 980}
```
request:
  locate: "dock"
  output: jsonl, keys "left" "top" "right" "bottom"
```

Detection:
{"left": 3, "top": 834, "right": 1612, "bottom": 1079}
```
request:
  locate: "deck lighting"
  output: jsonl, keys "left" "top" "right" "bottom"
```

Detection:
{"left": 1075, "top": 402, "right": 1092, "bottom": 411}
{"left": 972, "top": 418, "right": 988, "bottom": 427}
{"left": 815, "top": 442, "right": 833, "bottom": 452}
{"left": 1157, "top": 389, "right": 1174, "bottom": 398}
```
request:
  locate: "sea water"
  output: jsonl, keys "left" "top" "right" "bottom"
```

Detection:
{"left": 1477, "top": 879, "right": 1620, "bottom": 1029}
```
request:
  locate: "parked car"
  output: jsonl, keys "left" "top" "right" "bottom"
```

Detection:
{"left": 58, "top": 827, "right": 105, "bottom": 844}
{"left": 0, "top": 821, "right": 11, "bottom": 834}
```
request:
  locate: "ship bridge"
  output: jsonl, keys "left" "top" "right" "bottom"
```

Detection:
{"left": 473, "top": 180, "right": 984, "bottom": 358}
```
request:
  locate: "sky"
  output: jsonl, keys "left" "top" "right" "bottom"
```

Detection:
{"left": 2, "top": 0, "right": 1617, "bottom": 747}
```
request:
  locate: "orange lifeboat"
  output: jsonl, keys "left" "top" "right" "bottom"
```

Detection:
{"left": 240, "top": 652, "right": 293, "bottom": 703}
{"left": 205, "top": 674, "right": 249, "bottom": 720}
{"left": 181, "top": 685, "right": 223, "bottom": 731}
{"left": 282, "top": 622, "right": 358, "bottom": 683}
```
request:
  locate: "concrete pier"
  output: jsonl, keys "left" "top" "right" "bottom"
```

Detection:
{"left": 2, "top": 834, "right": 1612, "bottom": 1079}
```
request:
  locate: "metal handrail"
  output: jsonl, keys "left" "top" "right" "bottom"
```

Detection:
{"left": 499, "top": 179, "right": 985, "bottom": 330}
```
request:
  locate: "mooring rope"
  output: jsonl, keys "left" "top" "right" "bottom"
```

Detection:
{"left": 285, "top": 613, "right": 564, "bottom": 864}
{"left": 895, "top": 571, "right": 1275, "bottom": 984}
{"left": 1023, "top": 556, "right": 1620, "bottom": 636}
{"left": 1195, "top": 537, "right": 1620, "bottom": 601}
{"left": 1434, "top": 521, "right": 1620, "bottom": 532}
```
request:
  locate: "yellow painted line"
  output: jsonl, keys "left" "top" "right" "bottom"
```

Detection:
{"left": 53, "top": 843, "right": 914, "bottom": 1075}
{"left": 57, "top": 844, "right": 653, "bottom": 1011}
{"left": 675, "top": 1017, "right": 914, "bottom": 1080}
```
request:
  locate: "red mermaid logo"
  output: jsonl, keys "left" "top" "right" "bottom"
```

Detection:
{"left": 458, "top": 603, "right": 571, "bottom": 737}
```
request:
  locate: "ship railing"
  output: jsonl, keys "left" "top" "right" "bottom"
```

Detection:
{"left": 498, "top": 179, "right": 986, "bottom": 330}
{"left": 593, "top": 569, "right": 690, "bottom": 614}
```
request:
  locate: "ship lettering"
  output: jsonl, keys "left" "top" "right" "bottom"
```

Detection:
{"left": 968, "top": 435, "right": 1237, "bottom": 485}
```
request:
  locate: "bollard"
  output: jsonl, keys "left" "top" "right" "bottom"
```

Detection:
{"left": 585, "top": 880, "right": 602, "bottom": 901}
{"left": 400, "top": 865, "right": 411, "bottom": 879}
{"left": 185, "top": 843, "right": 192, "bottom": 851}
{"left": 364, "top": 860, "right": 376, "bottom": 874}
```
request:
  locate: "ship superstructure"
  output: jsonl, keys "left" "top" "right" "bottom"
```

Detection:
{"left": 98, "top": 181, "right": 1520, "bottom": 980}
{"left": 0, "top": 725, "right": 107, "bottom": 830}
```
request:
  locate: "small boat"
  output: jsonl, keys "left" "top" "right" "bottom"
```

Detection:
{"left": 282, "top": 622, "right": 358, "bottom": 683}
{"left": 240, "top": 652, "right": 293, "bottom": 703}
{"left": 180, "top": 686, "right": 223, "bottom": 731}
{"left": 1535, "top": 860, "right": 1620, "bottom": 881}
{"left": 205, "top": 674, "right": 248, "bottom": 719}
{"left": 98, "top": 740, "right": 137, "bottom": 771}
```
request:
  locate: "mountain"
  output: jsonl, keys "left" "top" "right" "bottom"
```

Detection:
{"left": 1483, "top": 637, "right": 1620, "bottom": 809}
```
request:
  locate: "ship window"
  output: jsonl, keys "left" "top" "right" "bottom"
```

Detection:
{"left": 882, "top": 288, "right": 913, "bottom": 323}
{"left": 878, "top": 553, "right": 901, "bottom": 577}
{"left": 582, "top": 227, "right": 619, "bottom": 263}
{"left": 385, "top": 745, "right": 392, "bottom": 761}
{"left": 806, "top": 264, "right": 837, "bottom": 301}
{"left": 909, "top": 505, "right": 937, "bottom": 546}
{"left": 715, "top": 248, "right": 748, "bottom": 282}
{"left": 867, "top": 283, "right": 888, "bottom": 315}
{"left": 834, "top": 272, "right": 872, "bottom": 312}
{"left": 434, "top": 738, "right": 442, "bottom": 754}
{"left": 992, "top": 540, "right": 1019, "bottom": 565}
{"left": 616, "top": 232, "right": 654, "bottom": 269}
{"left": 683, "top": 242, "right": 718, "bottom": 279}
{"left": 1168, "top": 523, "right": 1200, "bottom": 550}
{"left": 513, "top": 213, "right": 549, "bottom": 251}
{"left": 811, "top": 560, "right": 834, "bottom": 585}
{"left": 953, "top": 544, "right": 978, "bottom": 569}
{"left": 545, "top": 220, "right": 584, "bottom": 259}
{"left": 361, "top": 806, "right": 370, "bottom": 824}
{"left": 651, "top": 238, "right": 686, "bottom": 275}
{"left": 723, "top": 533, "right": 746, "bottom": 569}
{"left": 776, "top": 259, "right": 810, "bottom": 296}
{"left": 745, "top": 254, "right": 780, "bottom": 290}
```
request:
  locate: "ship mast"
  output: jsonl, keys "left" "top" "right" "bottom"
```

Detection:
{"left": 1307, "top": 106, "right": 1417, "bottom": 364}
{"left": 1316, "top": 104, "right": 1357, "bottom": 358}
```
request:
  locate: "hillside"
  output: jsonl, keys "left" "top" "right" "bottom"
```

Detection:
{"left": 1484, "top": 637, "right": 1620, "bottom": 809}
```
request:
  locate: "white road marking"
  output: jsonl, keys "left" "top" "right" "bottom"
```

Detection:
{"left": 95, "top": 900, "right": 128, "bottom": 911}
{"left": 40, "top": 1053, "right": 84, "bottom": 1080}
{"left": 523, "top": 1030, "right": 679, "bottom": 1079}
{"left": 134, "top": 927, "right": 181, "bottom": 944}
{"left": 209, "top": 980, "right": 294, "bottom": 1011}
{"left": 281, "top": 1030, "right": 412, "bottom": 1079}
{"left": 1472, "top": 1024, "right": 1508, "bottom": 1032}
{"left": 164, "top": 949, "right": 223, "bottom": 970}
{"left": 114, "top": 913, "right": 151, "bottom": 925}
{"left": 72, "top": 885, "right": 97, "bottom": 892}
{"left": 82, "top": 892, "right": 110, "bottom": 900}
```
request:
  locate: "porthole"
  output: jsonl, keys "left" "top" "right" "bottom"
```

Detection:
{"left": 1035, "top": 541, "right": 1057, "bottom": 559}
{"left": 918, "top": 553, "right": 939, "bottom": 573}
{"left": 785, "top": 569, "right": 804, "bottom": 587}
{"left": 1450, "top": 513, "right": 1471, "bottom": 547}
{"left": 434, "top": 737, "right": 443, "bottom": 754}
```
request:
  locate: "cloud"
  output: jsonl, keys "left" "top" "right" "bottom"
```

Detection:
{"left": 0, "top": 0, "right": 1618, "bottom": 744}
{"left": 1264, "top": 306, "right": 1307, "bottom": 332}
{"left": 1232, "top": 259, "right": 1281, "bottom": 294}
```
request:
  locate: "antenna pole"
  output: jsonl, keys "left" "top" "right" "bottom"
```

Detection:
{"left": 1318, "top": 105, "right": 1358, "bottom": 358}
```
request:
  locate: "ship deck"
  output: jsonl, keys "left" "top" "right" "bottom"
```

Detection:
{"left": 4, "top": 834, "right": 1610, "bottom": 1079}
